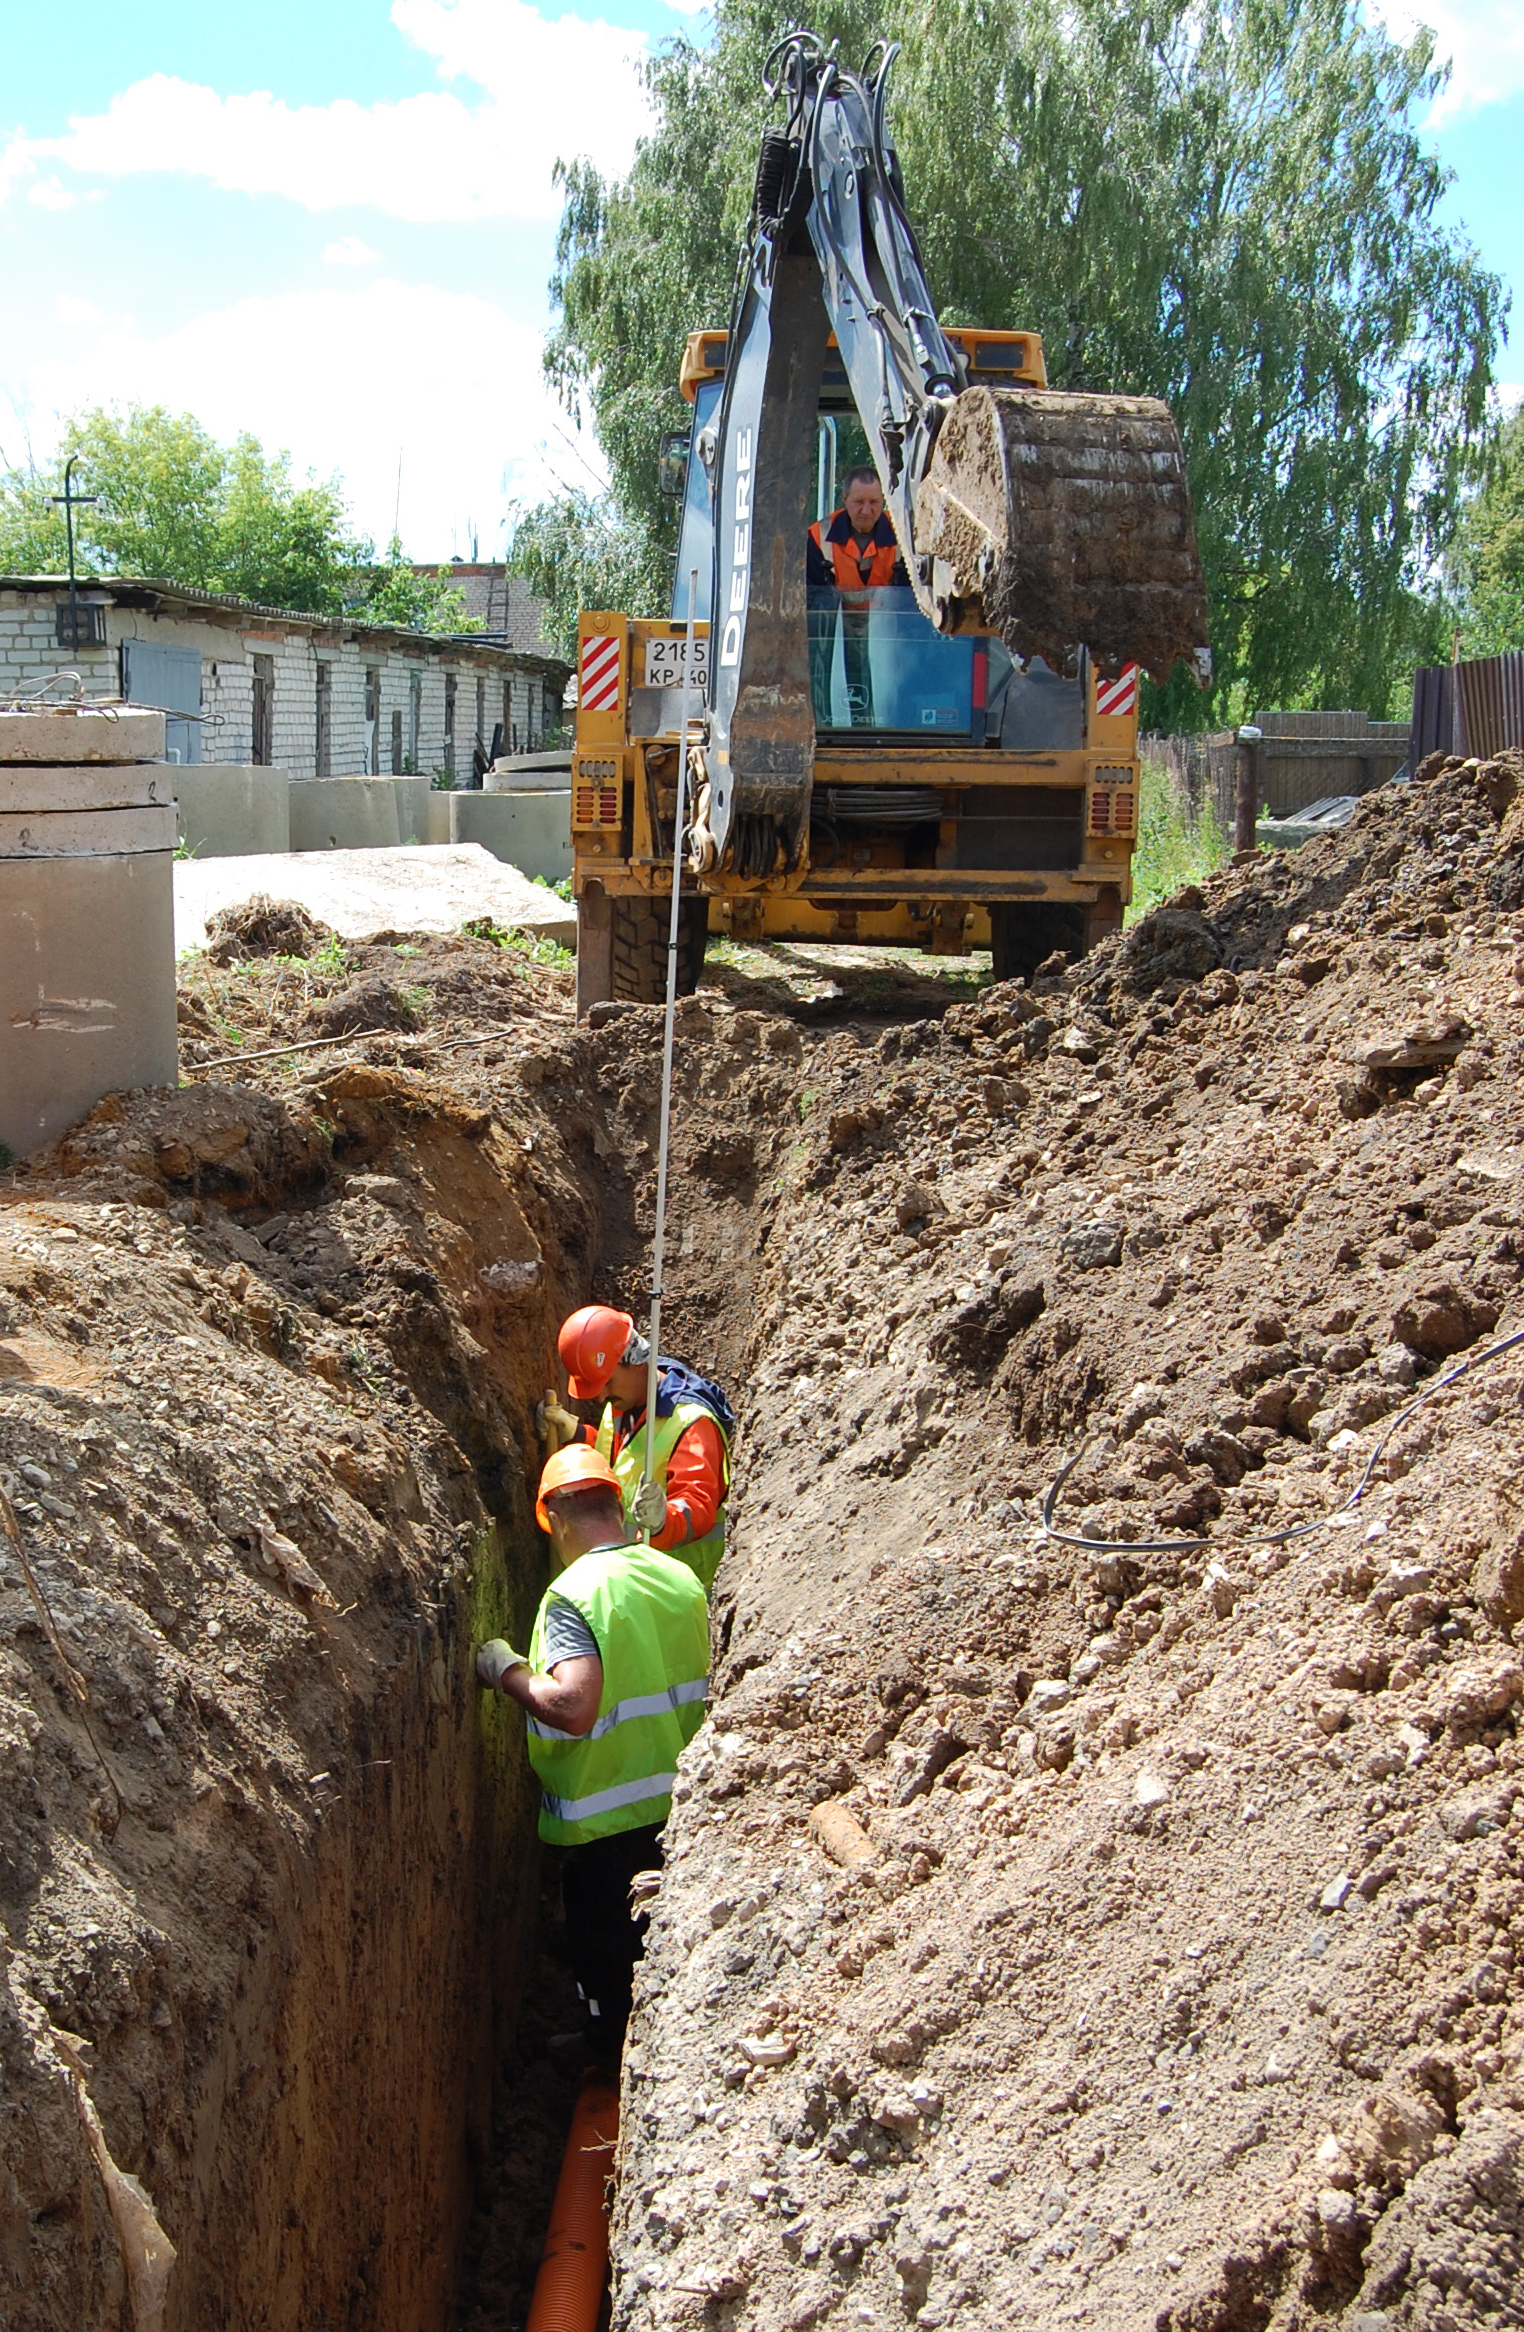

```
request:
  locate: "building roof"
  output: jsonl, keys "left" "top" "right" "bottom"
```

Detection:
{"left": 0, "top": 574, "right": 571, "bottom": 677}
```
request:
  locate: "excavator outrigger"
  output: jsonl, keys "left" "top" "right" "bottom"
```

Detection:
{"left": 571, "top": 32, "right": 1209, "bottom": 1007}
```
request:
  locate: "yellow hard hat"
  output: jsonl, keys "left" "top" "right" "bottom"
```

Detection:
{"left": 536, "top": 1442, "right": 620, "bottom": 1533}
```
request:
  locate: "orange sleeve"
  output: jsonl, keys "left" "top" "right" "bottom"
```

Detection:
{"left": 653, "top": 1415, "right": 726, "bottom": 1550}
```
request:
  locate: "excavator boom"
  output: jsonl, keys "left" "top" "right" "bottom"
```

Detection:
{"left": 700, "top": 32, "right": 1207, "bottom": 877}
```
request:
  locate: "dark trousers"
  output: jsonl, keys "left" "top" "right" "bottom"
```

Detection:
{"left": 560, "top": 1821, "right": 664, "bottom": 2045}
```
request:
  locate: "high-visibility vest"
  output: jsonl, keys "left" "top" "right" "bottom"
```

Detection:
{"left": 809, "top": 512, "right": 902, "bottom": 593}
{"left": 595, "top": 1400, "right": 731, "bottom": 1594}
{"left": 525, "top": 1541, "right": 709, "bottom": 1847}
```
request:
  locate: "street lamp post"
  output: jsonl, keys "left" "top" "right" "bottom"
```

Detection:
{"left": 50, "top": 457, "right": 99, "bottom": 655}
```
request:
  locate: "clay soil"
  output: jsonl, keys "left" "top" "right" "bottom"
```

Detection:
{"left": 5, "top": 750, "right": 1524, "bottom": 2331}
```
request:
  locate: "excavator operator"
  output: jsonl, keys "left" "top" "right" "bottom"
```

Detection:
{"left": 807, "top": 465, "right": 909, "bottom": 728}
{"left": 541, "top": 1305, "right": 735, "bottom": 1595}
{"left": 475, "top": 1444, "right": 708, "bottom": 2065}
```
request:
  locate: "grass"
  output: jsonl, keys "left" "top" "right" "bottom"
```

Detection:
{"left": 1126, "top": 757, "right": 1229, "bottom": 925}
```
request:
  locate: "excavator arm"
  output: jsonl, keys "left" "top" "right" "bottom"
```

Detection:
{"left": 699, "top": 32, "right": 1208, "bottom": 880}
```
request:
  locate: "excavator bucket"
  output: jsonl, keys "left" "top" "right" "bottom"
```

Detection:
{"left": 914, "top": 385, "right": 1209, "bottom": 682}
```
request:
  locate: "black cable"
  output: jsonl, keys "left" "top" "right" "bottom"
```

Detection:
{"left": 1039, "top": 1320, "right": 1524, "bottom": 1558}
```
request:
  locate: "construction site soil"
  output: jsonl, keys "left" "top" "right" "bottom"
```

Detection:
{"left": 4, "top": 748, "right": 1524, "bottom": 2332}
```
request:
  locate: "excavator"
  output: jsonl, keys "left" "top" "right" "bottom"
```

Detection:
{"left": 569, "top": 32, "right": 1209, "bottom": 1009}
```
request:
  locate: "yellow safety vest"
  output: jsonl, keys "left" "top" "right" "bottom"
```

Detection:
{"left": 594, "top": 1399, "right": 731, "bottom": 1594}
{"left": 525, "top": 1540, "right": 709, "bottom": 1846}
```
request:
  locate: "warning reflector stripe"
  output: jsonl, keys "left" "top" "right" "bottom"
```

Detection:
{"left": 580, "top": 634, "right": 622, "bottom": 712}
{"left": 1095, "top": 664, "right": 1139, "bottom": 720}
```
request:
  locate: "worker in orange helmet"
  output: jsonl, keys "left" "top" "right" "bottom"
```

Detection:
{"left": 541, "top": 1303, "right": 735, "bottom": 1595}
{"left": 476, "top": 1442, "right": 708, "bottom": 2065}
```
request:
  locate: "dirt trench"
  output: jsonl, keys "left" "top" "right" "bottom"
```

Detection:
{"left": 0, "top": 983, "right": 605, "bottom": 2330}
{"left": 0, "top": 930, "right": 833, "bottom": 2332}
{"left": 8, "top": 751, "right": 1524, "bottom": 2332}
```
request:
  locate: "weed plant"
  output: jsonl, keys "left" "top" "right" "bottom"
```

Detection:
{"left": 1126, "top": 758, "right": 1229, "bottom": 924}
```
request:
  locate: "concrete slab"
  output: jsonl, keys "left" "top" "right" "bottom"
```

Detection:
{"left": 175, "top": 765, "right": 291, "bottom": 858}
{"left": 450, "top": 789, "right": 572, "bottom": 886}
{"left": 173, "top": 843, "right": 577, "bottom": 957}
{"left": 0, "top": 705, "right": 166, "bottom": 763}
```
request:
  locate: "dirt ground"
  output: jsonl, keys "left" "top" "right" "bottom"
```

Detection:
{"left": 4, "top": 748, "right": 1524, "bottom": 2330}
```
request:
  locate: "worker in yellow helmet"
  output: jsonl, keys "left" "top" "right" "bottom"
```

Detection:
{"left": 543, "top": 1304, "right": 735, "bottom": 1595}
{"left": 476, "top": 1443, "right": 709, "bottom": 2066}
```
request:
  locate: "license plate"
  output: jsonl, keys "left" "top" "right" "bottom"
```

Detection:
{"left": 643, "top": 637, "right": 709, "bottom": 691}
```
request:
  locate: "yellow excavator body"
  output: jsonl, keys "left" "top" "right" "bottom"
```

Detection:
{"left": 572, "top": 327, "right": 1154, "bottom": 1005}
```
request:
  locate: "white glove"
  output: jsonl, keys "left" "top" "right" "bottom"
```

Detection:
{"left": 631, "top": 1479, "right": 668, "bottom": 1535}
{"left": 476, "top": 1638, "right": 528, "bottom": 1690}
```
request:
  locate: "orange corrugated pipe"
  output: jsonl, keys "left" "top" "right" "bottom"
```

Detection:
{"left": 525, "top": 2069, "right": 621, "bottom": 2332}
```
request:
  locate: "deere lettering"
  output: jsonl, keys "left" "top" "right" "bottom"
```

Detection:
{"left": 719, "top": 428, "right": 753, "bottom": 667}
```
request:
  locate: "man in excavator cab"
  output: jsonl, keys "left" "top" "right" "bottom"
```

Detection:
{"left": 540, "top": 1305, "right": 734, "bottom": 1595}
{"left": 807, "top": 464, "right": 908, "bottom": 727}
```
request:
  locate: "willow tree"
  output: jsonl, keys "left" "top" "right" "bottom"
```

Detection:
{"left": 518, "top": 0, "right": 1504, "bottom": 721}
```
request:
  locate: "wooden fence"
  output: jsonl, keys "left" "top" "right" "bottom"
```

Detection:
{"left": 1141, "top": 710, "right": 1409, "bottom": 828}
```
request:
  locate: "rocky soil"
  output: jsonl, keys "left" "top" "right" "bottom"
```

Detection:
{"left": 610, "top": 749, "right": 1524, "bottom": 2332}
{"left": 5, "top": 748, "right": 1524, "bottom": 2331}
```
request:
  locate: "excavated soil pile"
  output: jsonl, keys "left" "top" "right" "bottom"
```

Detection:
{"left": 609, "top": 751, "right": 1524, "bottom": 2332}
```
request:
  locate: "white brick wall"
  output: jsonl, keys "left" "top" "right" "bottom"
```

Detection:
{"left": 0, "top": 590, "right": 566, "bottom": 782}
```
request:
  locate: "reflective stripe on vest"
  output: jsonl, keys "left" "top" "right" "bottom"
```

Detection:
{"left": 526, "top": 1676, "right": 708, "bottom": 1744}
{"left": 539, "top": 1772, "right": 680, "bottom": 1825}
{"left": 526, "top": 1540, "right": 709, "bottom": 1847}
{"left": 595, "top": 1399, "right": 731, "bottom": 1595}
{"left": 809, "top": 514, "right": 900, "bottom": 591}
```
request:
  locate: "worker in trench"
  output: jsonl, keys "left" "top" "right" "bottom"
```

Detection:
{"left": 476, "top": 1444, "right": 709, "bottom": 2065}
{"left": 539, "top": 1304, "right": 734, "bottom": 1596}
{"left": 807, "top": 464, "right": 909, "bottom": 729}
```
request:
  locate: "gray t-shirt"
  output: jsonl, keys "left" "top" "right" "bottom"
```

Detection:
{"left": 543, "top": 1593, "right": 600, "bottom": 1667}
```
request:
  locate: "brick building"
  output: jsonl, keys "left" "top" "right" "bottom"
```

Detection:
{"left": 413, "top": 562, "right": 554, "bottom": 654}
{"left": 0, "top": 577, "right": 570, "bottom": 780}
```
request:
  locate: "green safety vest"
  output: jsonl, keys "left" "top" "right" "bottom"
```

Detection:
{"left": 525, "top": 1540, "right": 709, "bottom": 1847}
{"left": 595, "top": 1399, "right": 731, "bottom": 1595}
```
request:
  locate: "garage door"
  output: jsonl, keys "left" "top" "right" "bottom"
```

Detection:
{"left": 121, "top": 639, "right": 202, "bottom": 766}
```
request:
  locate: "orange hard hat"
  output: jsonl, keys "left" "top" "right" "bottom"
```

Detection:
{"left": 558, "top": 1304, "right": 635, "bottom": 1400}
{"left": 536, "top": 1443, "right": 621, "bottom": 1534}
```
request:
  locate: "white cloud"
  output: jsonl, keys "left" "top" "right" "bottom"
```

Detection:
{"left": 324, "top": 235, "right": 381, "bottom": 266}
{"left": 1374, "top": 0, "right": 1524, "bottom": 122}
{"left": 0, "top": 1, "right": 650, "bottom": 224}
{"left": 27, "top": 175, "right": 100, "bottom": 211}
{"left": 11, "top": 276, "right": 606, "bottom": 557}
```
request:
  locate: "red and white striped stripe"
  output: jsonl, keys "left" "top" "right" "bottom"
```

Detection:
{"left": 1095, "top": 664, "right": 1139, "bottom": 720}
{"left": 579, "top": 633, "right": 622, "bottom": 713}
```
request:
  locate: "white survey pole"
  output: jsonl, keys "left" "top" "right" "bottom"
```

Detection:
{"left": 640, "top": 569, "right": 702, "bottom": 1537}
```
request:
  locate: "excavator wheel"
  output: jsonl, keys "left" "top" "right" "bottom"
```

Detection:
{"left": 611, "top": 895, "right": 709, "bottom": 1004}
{"left": 988, "top": 903, "right": 1087, "bottom": 985}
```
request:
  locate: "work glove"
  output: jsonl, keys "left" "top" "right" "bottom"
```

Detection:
{"left": 476, "top": 1639, "right": 528, "bottom": 1691}
{"left": 631, "top": 1479, "right": 668, "bottom": 1535}
{"left": 536, "top": 1388, "right": 581, "bottom": 1453}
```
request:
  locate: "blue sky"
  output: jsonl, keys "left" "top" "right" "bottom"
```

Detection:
{"left": 1, "top": 0, "right": 1518, "bottom": 562}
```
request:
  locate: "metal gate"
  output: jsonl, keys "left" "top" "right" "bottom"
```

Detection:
{"left": 120, "top": 639, "right": 202, "bottom": 765}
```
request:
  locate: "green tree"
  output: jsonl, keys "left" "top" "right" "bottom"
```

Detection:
{"left": 0, "top": 407, "right": 488, "bottom": 631}
{"left": 0, "top": 406, "right": 367, "bottom": 616}
{"left": 219, "top": 436, "right": 359, "bottom": 612}
{"left": 1449, "top": 405, "right": 1524, "bottom": 656}
{"left": 531, "top": 0, "right": 1505, "bottom": 721}
{"left": 354, "top": 536, "right": 485, "bottom": 634}
{"left": 508, "top": 491, "right": 657, "bottom": 662}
